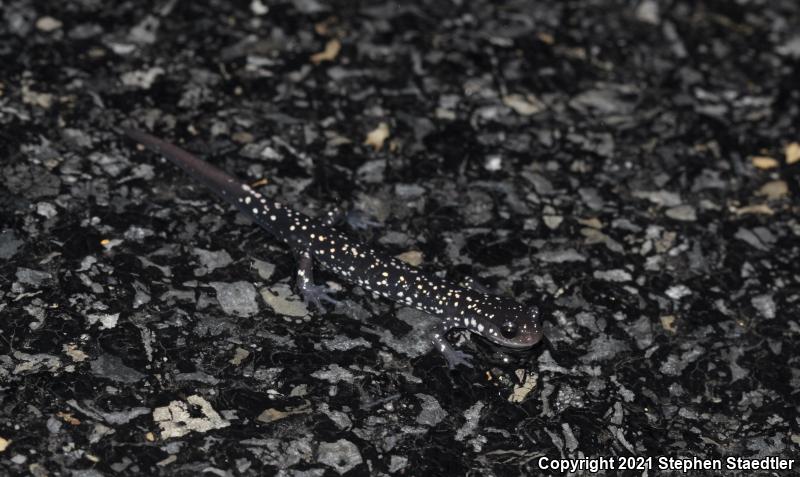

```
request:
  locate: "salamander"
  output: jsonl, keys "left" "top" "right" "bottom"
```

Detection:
{"left": 123, "top": 128, "right": 543, "bottom": 368}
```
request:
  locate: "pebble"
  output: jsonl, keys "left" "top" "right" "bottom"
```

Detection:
{"left": 251, "top": 259, "right": 276, "bottom": 280}
{"left": 317, "top": 439, "right": 363, "bottom": 475}
{"left": 86, "top": 312, "right": 119, "bottom": 329}
{"left": 36, "top": 202, "right": 58, "bottom": 218}
{"left": 210, "top": 281, "right": 258, "bottom": 317}
{"left": 543, "top": 215, "right": 563, "bottom": 229}
{"left": 260, "top": 283, "right": 309, "bottom": 317}
{"left": 751, "top": 294, "right": 776, "bottom": 319}
{"left": 665, "top": 285, "right": 692, "bottom": 300}
{"left": 734, "top": 227, "right": 774, "bottom": 251}
{"left": 665, "top": 205, "right": 697, "bottom": 221}
{"left": 502, "top": 94, "right": 545, "bottom": 116}
{"left": 0, "top": 230, "right": 23, "bottom": 259}
{"left": 756, "top": 180, "right": 788, "bottom": 200}
{"left": 35, "top": 16, "right": 62, "bottom": 32}
{"left": 193, "top": 248, "right": 233, "bottom": 276}
{"left": 311, "top": 364, "right": 355, "bottom": 384}
{"left": 153, "top": 395, "right": 229, "bottom": 439}
{"left": 776, "top": 35, "right": 800, "bottom": 58}
{"left": 633, "top": 190, "right": 682, "bottom": 207}
{"left": 535, "top": 249, "right": 586, "bottom": 263}
{"left": 635, "top": 0, "right": 660, "bottom": 24}
{"left": 90, "top": 354, "right": 144, "bottom": 383}
{"left": 120, "top": 67, "right": 164, "bottom": 89}
{"left": 415, "top": 393, "right": 447, "bottom": 427}
{"left": 15, "top": 268, "right": 52, "bottom": 286}
{"left": 594, "top": 269, "right": 632, "bottom": 282}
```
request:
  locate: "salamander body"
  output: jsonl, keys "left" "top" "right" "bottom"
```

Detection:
{"left": 124, "top": 129, "right": 543, "bottom": 367}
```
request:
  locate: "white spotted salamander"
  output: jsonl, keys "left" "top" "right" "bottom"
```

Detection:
{"left": 123, "top": 128, "right": 543, "bottom": 368}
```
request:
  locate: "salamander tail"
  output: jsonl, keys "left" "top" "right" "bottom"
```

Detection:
{"left": 122, "top": 128, "right": 247, "bottom": 204}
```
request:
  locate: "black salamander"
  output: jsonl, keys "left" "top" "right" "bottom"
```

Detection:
{"left": 123, "top": 129, "right": 543, "bottom": 368}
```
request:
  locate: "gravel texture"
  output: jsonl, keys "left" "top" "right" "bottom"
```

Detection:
{"left": 1, "top": 0, "right": 799, "bottom": 475}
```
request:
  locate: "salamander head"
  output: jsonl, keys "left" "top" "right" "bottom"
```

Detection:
{"left": 469, "top": 300, "right": 543, "bottom": 349}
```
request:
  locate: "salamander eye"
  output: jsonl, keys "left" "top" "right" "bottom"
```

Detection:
{"left": 500, "top": 320, "right": 518, "bottom": 338}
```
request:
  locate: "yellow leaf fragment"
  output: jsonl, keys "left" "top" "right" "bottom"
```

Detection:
{"left": 257, "top": 401, "right": 311, "bottom": 423}
{"left": 57, "top": 412, "right": 81, "bottom": 426}
{"left": 257, "top": 408, "right": 290, "bottom": 423}
{"left": 364, "top": 122, "right": 390, "bottom": 151}
{"left": 756, "top": 180, "right": 788, "bottom": 200}
{"left": 537, "top": 32, "right": 555, "bottom": 44}
{"left": 229, "top": 347, "right": 250, "bottom": 366}
{"left": 63, "top": 344, "right": 88, "bottom": 362}
{"left": 751, "top": 156, "right": 778, "bottom": 169}
{"left": 731, "top": 204, "right": 774, "bottom": 216}
{"left": 396, "top": 250, "right": 423, "bottom": 266}
{"left": 0, "top": 437, "right": 9, "bottom": 452}
{"left": 508, "top": 370, "right": 537, "bottom": 403}
{"left": 786, "top": 142, "right": 800, "bottom": 165}
{"left": 310, "top": 39, "right": 341, "bottom": 64}
{"left": 660, "top": 315, "right": 677, "bottom": 333}
{"left": 36, "top": 16, "right": 62, "bottom": 32}
{"left": 232, "top": 131, "right": 254, "bottom": 144}
{"left": 22, "top": 84, "right": 54, "bottom": 109}
{"left": 502, "top": 94, "right": 545, "bottom": 116}
{"left": 578, "top": 217, "right": 603, "bottom": 229}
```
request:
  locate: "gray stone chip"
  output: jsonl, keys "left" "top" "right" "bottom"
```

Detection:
{"left": 0, "top": 229, "right": 23, "bottom": 259}
{"left": 665, "top": 205, "right": 697, "bottom": 221}
{"left": 593, "top": 269, "right": 632, "bottom": 282}
{"left": 579, "top": 336, "right": 629, "bottom": 363}
{"left": 415, "top": 393, "right": 447, "bottom": 427}
{"left": 193, "top": 248, "right": 233, "bottom": 276}
{"left": 210, "top": 281, "right": 259, "bottom": 317}
{"left": 90, "top": 354, "right": 145, "bottom": 383}
{"left": 316, "top": 439, "right": 363, "bottom": 475}
{"left": 535, "top": 249, "right": 586, "bottom": 263}
{"left": 15, "top": 267, "right": 52, "bottom": 286}
{"left": 751, "top": 294, "right": 776, "bottom": 319}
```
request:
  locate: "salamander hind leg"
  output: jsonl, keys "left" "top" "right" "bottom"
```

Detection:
{"left": 296, "top": 250, "right": 339, "bottom": 311}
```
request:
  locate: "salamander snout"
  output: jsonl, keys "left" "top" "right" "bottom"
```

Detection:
{"left": 515, "top": 305, "right": 544, "bottom": 347}
{"left": 484, "top": 304, "right": 543, "bottom": 349}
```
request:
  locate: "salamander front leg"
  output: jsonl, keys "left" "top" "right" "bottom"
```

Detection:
{"left": 296, "top": 250, "right": 339, "bottom": 311}
{"left": 432, "top": 318, "right": 474, "bottom": 369}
